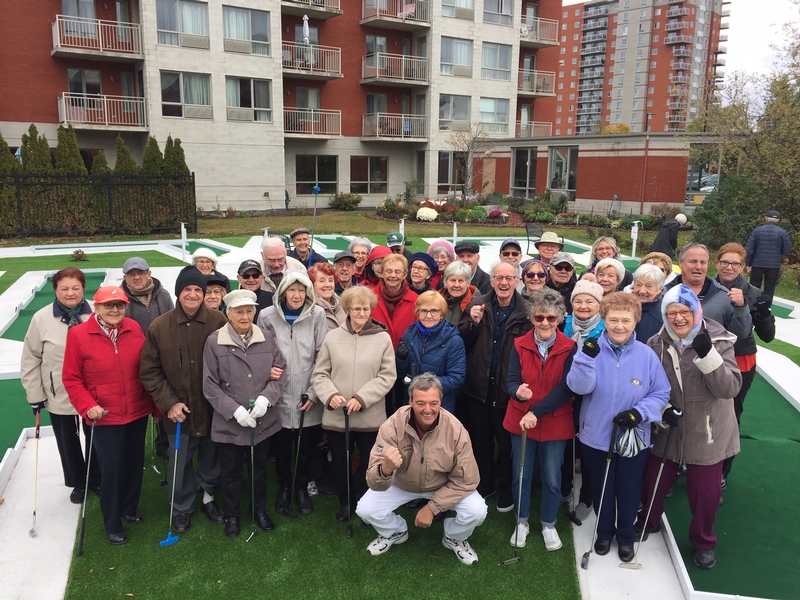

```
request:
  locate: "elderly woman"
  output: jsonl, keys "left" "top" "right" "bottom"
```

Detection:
{"left": 520, "top": 259, "right": 549, "bottom": 300}
{"left": 407, "top": 252, "right": 438, "bottom": 295}
{"left": 638, "top": 285, "right": 742, "bottom": 570}
{"left": 595, "top": 257, "right": 626, "bottom": 296}
{"left": 192, "top": 248, "right": 230, "bottom": 291}
{"left": 364, "top": 246, "right": 392, "bottom": 288}
{"left": 396, "top": 291, "right": 466, "bottom": 414}
{"left": 204, "top": 273, "right": 229, "bottom": 312}
{"left": 348, "top": 237, "right": 373, "bottom": 286}
{"left": 63, "top": 286, "right": 155, "bottom": 545}
{"left": 21, "top": 268, "right": 99, "bottom": 504}
{"left": 586, "top": 237, "right": 633, "bottom": 288}
{"left": 427, "top": 239, "right": 456, "bottom": 289}
{"left": 505, "top": 289, "right": 576, "bottom": 551}
{"left": 258, "top": 272, "right": 327, "bottom": 518}
{"left": 566, "top": 292, "right": 670, "bottom": 563}
{"left": 439, "top": 261, "right": 477, "bottom": 326}
{"left": 312, "top": 286, "right": 396, "bottom": 523}
{"left": 371, "top": 253, "right": 418, "bottom": 349}
{"left": 629, "top": 263, "right": 666, "bottom": 341}
{"left": 309, "top": 262, "right": 346, "bottom": 332}
{"left": 639, "top": 251, "right": 676, "bottom": 286}
{"left": 203, "top": 290, "right": 287, "bottom": 538}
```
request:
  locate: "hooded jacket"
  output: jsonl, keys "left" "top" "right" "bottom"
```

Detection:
{"left": 364, "top": 246, "right": 392, "bottom": 288}
{"left": 664, "top": 276, "right": 752, "bottom": 343}
{"left": 257, "top": 272, "right": 328, "bottom": 429}
{"left": 650, "top": 218, "right": 680, "bottom": 257}
{"left": 259, "top": 255, "right": 307, "bottom": 294}
{"left": 636, "top": 292, "right": 665, "bottom": 343}
{"left": 121, "top": 277, "right": 174, "bottom": 333}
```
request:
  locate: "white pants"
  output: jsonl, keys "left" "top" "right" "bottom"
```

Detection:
{"left": 356, "top": 486, "right": 487, "bottom": 542}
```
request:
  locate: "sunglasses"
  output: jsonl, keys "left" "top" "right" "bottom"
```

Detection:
{"left": 99, "top": 302, "right": 127, "bottom": 311}
{"left": 533, "top": 315, "right": 558, "bottom": 324}
{"left": 552, "top": 264, "right": 573, "bottom": 272}
{"left": 525, "top": 271, "right": 547, "bottom": 279}
{"left": 240, "top": 273, "right": 261, "bottom": 279}
{"left": 501, "top": 251, "right": 521, "bottom": 257}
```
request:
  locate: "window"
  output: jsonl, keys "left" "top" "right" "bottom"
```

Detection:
{"left": 652, "top": 48, "right": 658, "bottom": 55}
{"left": 483, "top": 0, "right": 512, "bottom": 26}
{"left": 156, "top": 0, "right": 209, "bottom": 47}
{"left": 562, "top": 35, "right": 567, "bottom": 42}
{"left": 512, "top": 147, "right": 537, "bottom": 198}
{"left": 557, "top": 94, "right": 563, "bottom": 100}
{"left": 655, "top": 8, "right": 661, "bottom": 15}
{"left": 654, "top": 21, "right": 660, "bottom": 29}
{"left": 62, "top": 0, "right": 96, "bottom": 36}
{"left": 442, "top": 0, "right": 474, "bottom": 19}
{"left": 557, "top": 106, "right": 562, "bottom": 112}
{"left": 440, "top": 37, "right": 472, "bottom": 76}
{"left": 649, "top": 73, "right": 656, "bottom": 81}
{"left": 223, "top": 6, "right": 269, "bottom": 55}
{"left": 651, "top": 61, "right": 656, "bottom": 68}
{"left": 296, "top": 155, "right": 337, "bottom": 195}
{"left": 351, "top": 156, "right": 387, "bottom": 194}
{"left": 438, "top": 151, "right": 466, "bottom": 193}
{"left": 647, "top": 99, "right": 653, "bottom": 106}
{"left": 226, "top": 77, "right": 271, "bottom": 121}
{"left": 439, "top": 94, "right": 470, "bottom": 130}
{"left": 161, "top": 71, "right": 211, "bottom": 118}
{"left": 68, "top": 68, "right": 101, "bottom": 96}
{"left": 556, "top": 117, "right": 561, "bottom": 123}
{"left": 479, "top": 97, "right": 509, "bottom": 134}
{"left": 481, "top": 43, "right": 511, "bottom": 80}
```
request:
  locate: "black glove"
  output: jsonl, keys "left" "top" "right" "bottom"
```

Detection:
{"left": 396, "top": 342, "right": 409, "bottom": 361}
{"left": 613, "top": 409, "right": 642, "bottom": 428}
{"left": 31, "top": 401, "right": 46, "bottom": 415}
{"left": 662, "top": 405, "right": 683, "bottom": 427}
{"left": 692, "top": 332, "right": 712, "bottom": 358}
{"left": 582, "top": 337, "right": 601, "bottom": 358}
{"left": 755, "top": 296, "right": 772, "bottom": 320}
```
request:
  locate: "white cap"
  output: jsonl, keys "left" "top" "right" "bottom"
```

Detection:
{"left": 223, "top": 289, "right": 258, "bottom": 308}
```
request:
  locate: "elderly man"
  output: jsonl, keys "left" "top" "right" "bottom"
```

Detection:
{"left": 140, "top": 268, "right": 229, "bottom": 533}
{"left": 357, "top": 373, "right": 487, "bottom": 565}
{"left": 547, "top": 253, "right": 577, "bottom": 314}
{"left": 454, "top": 241, "right": 492, "bottom": 295}
{"left": 534, "top": 232, "right": 564, "bottom": 266}
{"left": 237, "top": 260, "right": 273, "bottom": 319}
{"left": 664, "top": 243, "right": 752, "bottom": 343}
{"left": 458, "top": 262, "right": 532, "bottom": 512}
{"left": 288, "top": 228, "right": 328, "bottom": 269}
{"left": 333, "top": 251, "right": 358, "bottom": 295}
{"left": 260, "top": 237, "right": 306, "bottom": 294}
{"left": 745, "top": 210, "right": 792, "bottom": 299}
{"left": 499, "top": 238, "right": 524, "bottom": 275}
{"left": 387, "top": 231, "right": 413, "bottom": 263}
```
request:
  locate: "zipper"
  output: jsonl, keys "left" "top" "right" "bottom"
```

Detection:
{"left": 50, "top": 371, "right": 56, "bottom": 395}
{"left": 179, "top": 346, "right": 183, "bottom": 370}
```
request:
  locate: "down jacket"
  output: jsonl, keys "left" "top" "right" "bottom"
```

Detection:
{"left": 258, "top": 272, "right": 328, "bottom": 429}
{"left": 365, "top": 406, "right": 480, "bottom": 516}
{"left": 63, "top": 315, "right": 155, "bottom": 426}
{"left": 745, "top": 221, "right": 792, "bottom": 268}
{"left": 647, "top": 318, "right": 742, "bottom": 465}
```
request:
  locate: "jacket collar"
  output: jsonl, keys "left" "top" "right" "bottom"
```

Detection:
{"left": 519, "top": 328, "right": 572, "bottom": 355}
{"left": 52, "top": 298, "right": 92, "bottom": 319}
{"left": 217, "top": 323, "right": 265, "bottom": 348}
{"left": 175, "top": 302, "right": 210, "bottom": 324}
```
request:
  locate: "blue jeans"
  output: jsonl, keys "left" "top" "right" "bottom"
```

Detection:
{"left": 510, "top": 434, "right": 567, "bottom": 527}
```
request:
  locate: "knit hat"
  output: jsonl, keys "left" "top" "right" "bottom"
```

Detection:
{"left": 661, "top": 284, "right": 703, "bottom": 348}
{"left": 427, "top": 239, "right": 456, "bottom": 260}
{"left": 192, "top": 247, "right": 218, "bottom": 266}
{"left": 175, "top": 267, "right": 207, "bottom": 296}
{"left": 571, "top": 279, "right": 604, "bottom": 304}
{"left": 409, "top": 252, "right": 438, "bottom": 277}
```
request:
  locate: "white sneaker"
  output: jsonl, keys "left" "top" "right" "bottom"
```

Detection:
{"left": 542, "top": 526, "right": 562, "bottom": 551}
{"left": 367, "top": 529, "right": 408, "bottom": 556}
{"left": 509, "top": 522, "right": 529, "bottom": 548}
{"left": 442, "top": 535, "right": 479, "bottom": 565}
{"left": 307, "top": 481, "right": 318, "bottom": 496}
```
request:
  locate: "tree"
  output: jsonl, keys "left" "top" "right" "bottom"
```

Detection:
{"left": 20, "top": 124, "right": 53, "bottom": 174}
{"left": 90, "top": 150, "right": 111, "bottom": 175}
{"left": 443, "top": 123, "right": 492, "bottom": 199}
{"left": 113, "top": 134, "right": 139, "bottom": 174}
{"left": 694, "top": 174, "right": 767, "bottom": 248}
{"left": 0, "top": 131, "right": 19, "bottom": 174}
{"left": 141, "top": 136, "right": 163, "bottom": 175}
{"left": 55, "top": 125, "right": 87, "bottom": 175}
{"left": 601, "top": 123, "right": 631, "bottom": 134}
{"left": 163, "top": 135, "right": 190, "bottom": 175}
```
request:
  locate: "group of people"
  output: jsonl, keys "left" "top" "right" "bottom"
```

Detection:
{"left": 20, "top": 221, "right": 779, "bottom": 570}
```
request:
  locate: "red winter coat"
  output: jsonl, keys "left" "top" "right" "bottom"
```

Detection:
{"left": 371, "top": 283, "right": 418, "bottom": 350}
{"left": 63, "top": 315, "right": 155, "bottom": 425}
{"left": 503, "top": 329, "right": 575, "bottom": 442}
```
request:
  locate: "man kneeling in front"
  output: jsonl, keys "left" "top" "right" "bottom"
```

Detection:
{"left": 356, "top": 373, "right": 487, "bottom": 565}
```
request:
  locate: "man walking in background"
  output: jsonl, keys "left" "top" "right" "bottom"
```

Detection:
{"left": 745, "top": 210, "right": 792, "bottom": 300}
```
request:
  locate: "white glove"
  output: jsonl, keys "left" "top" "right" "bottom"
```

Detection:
{"left": 233, "top": 405, "right": 256, "bottom": 428}
{"left": 250, "top": 396, "right": 270, "bottom": 419}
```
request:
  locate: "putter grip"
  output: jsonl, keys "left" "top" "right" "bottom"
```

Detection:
{"left": 250, "top": 398, "right": 255, "bottom": 409}
{"left": 174, "top": 421, "right": 181, "bottom": 451}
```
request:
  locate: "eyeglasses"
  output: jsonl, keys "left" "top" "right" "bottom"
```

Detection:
{"left": 595, "top": 246, "right": 614, "bottom": 253}
{"left": 410, "top": 265, "right": 429, "bottom": 272}
{"left": 100, "top": 302, "right": 126, "bottom": 311}
{"left": 525, "top": 272, "right": 547, "bottom": 280}
{"left": 718, "top": 260, "right": 743, "bottom": 269}
{"left": 352, "top": 251, "right": 368, "bottom": 256}
{"left": 552, "top": 264, "right": 573, "bottom": 272}
{"left": 418, "top": 309, "right": 440, "bottom": 316}
{"left": 492, "top": 275, "right": 518, "bottom": 283}
{"left": 350, "top": 307, "right": 371, "bottom": 314}
{"left": 195, "top": 259, "right": 213, "bottom": 265}
{"left": 666, "top": 309, "right": 693, "bottom": 320}
{"left": 501, "top": 251, "right": 521, "bottom": 258}
{"left": 240, "top": 273, "right": 261, "bottom": 280}
{"left": 264, "top": 258, "right": 285, "bottom": 265}
{"left": 533, "top": 314, "right": 558, "bottom": 324}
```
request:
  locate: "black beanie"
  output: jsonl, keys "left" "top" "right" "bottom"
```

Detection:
{"left": 175, "top": 266, "right": 208, "bottom": 296}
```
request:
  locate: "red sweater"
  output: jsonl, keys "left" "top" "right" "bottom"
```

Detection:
{"left": 371, "top": 285, "right": 418, "bottom": 350}
{"left": 63, "top": 315, "right": 155, "bottom": 425}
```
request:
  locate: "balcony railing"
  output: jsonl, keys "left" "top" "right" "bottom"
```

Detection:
{"left": 668, "top": 114, "right": 688, "bottom": 123}
{"left": 281, "top": 0, "right": 343, "bottom": 18}
{"left": 672, "top": 74, "right": 691, "bottom": 84}
{"left": 362, "top": 113, "right": 426, "bottom": 139}
{"left": 665, "top": 34, "right": 694, "bottom": 45}
{"left": 580, "top": 57, "right": 605, "bottom": 68}
{"left": 516, "top": 121, "right": 552, "bottom": 137}
{"left": 582, "top": 18, "right": 607, "bottom": 31}
{"left": 361, "top": 53, "right": 428, "bottom": 84}
{"left": 579, "top": 68, "right": 605, "bottom": 79}
{"left": 52, "top": 15, "right": 142, "bottom": 58}
{"left": 517, "top": 70, "right": 556, "bottom": 96}
{"left": 584, "top": 5, "right": 608, "bottom": 17}
{"left": 672, "top": 61, "right": 692, "bottom": 70}
{"left": 576, "top": 106, "right": 601, "bottom": 115}
{"left": 719, "top": 33, "right": 728, "bottom": 42}
{"left": 284, "top": 108, "right": 341, "bottom": 136}
{"left": 721, "top": 8, "right": 731, "bottom": 17}
{"left": 282, "top": 42, "right": 342, "bottom": 77}
{"left": 58, "top": 93, "right": 147, "bottom": 128}
{"left": 670, "top": 86, "right": 689, "bottom": 97}
{"left": 666, "top": 7, "right": 690, "bottom": 17}
{"left": 577, "top": 82, "right": 603, "bottom": 92}
{"left": 581, "top": 32, "right": 607, "bottom": 43}
{"left": 667, "top": 0, "right": 686, "bottom": 4}
{"left": 361, "top": 0, "right": 430, "bottom": 27}
{"left": 665, "top": 21, "right": 689, "bottom": 31}
{"left": 714, "top": 55, "right": 726, "bottom": 66}
{"left": 519, "top": 16, "right": 559, "bottom": 47}
{"left": 668, "top": 100, "right": 688, "bottom": 110}
{"left": 581, "top": 43, "right": 606, "bottom": 55}
{"left": 717, "top": 44, "right": 728, "bottom": 54}
{"left": 720, "top": 21, "right": 729, "bottom": 29}
{"left": 578, "top": 94, "right": 602, "bottom": 102}
{"left": 672, "top": 47, "right": 693, "bottom": 57}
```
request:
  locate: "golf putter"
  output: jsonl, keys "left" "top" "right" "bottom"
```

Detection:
{"left": 290, "top": 394, "right": 309, "bottom": 510}
{"left": 503, "top": 434, "right": 527, "bottom": 565}
{"left": 78, "top": 410, "right": 108, "bottom": 557}
{"left": 581, "top": 423, "right": 618, "bottom": 570}
{"left": 246, "top": 399, "right": 257, "bottom": 543}
{"left": 150, "top": 415, "right": 162, "bottom": 476}
{"left": 30, "top": 408, "right": 41, "bottom": 537}
{"left": 567, "top": 437, "right": 582, "bottom": 526}
{"left": 343, "top": 406, "right": 353, "bottom": 540}
{"left": 160, "top": 420, "right": 182, "bottom": 547}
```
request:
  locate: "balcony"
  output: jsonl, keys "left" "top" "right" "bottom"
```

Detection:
{"left": 284, "top": 108, "right": 341, "bottom": 137}
{"left": 361, "top": 53, "right": 428, "bottom": 86}
{"left": 666, "top": 7, "right": 690, "bottom": 17}
{"left": 515, "top": 121, "right": 552, "bottom": 137}
{"left": 672, "top": 74, "right": 691, "bottom": 84}
{"left": 672, "top": 47, "right": 693, "bottom": 57}
{"left": 281, "top": 42, "right": 343, "bottom": 80}
{"left": 720, "top": 20, "right": 729, "bottom": 29}
{"left": 361, "top": 113, "right": 427, "bottom": 140}
{"left": 581, "top": 43, "right": 606, "bottom": 55}
{"left": 584, "top": 5, "right": 608, "bottom": 17}
{"left": 360, "top": 0, "right": 430, "bottom": 31}
{"left": 581, "top": 31, "right": 607, "bottom": 43}
{"left": 665, "top": 35, "right": 694, "bottom": 45}
{"left": 668, "top": 100, "right": 688, "bottom": 110}
{"left": 576, "top": 105, "right": 601, "bottom": 115}
{"left": 582, "top": 18, "right": 607, "bottom": 31}
{"left": 578, "top": 93, "right": 602, "bottom": 102}
{"left": 665, "top": 21, "right": 689, "bottom": 32}
{"left": 281, "top": 0, "right": 343, "bottom": 20}
{"left": 719, "top": 33, "right": 728, "bottom": 42}
{"left": 519, "top": 16, "right": 559, "bottom": 48}
{"left": 672, "top": 61, "right": 692, "bottom": 70}
{"left": 721, "top": 8, "right": 731, "bottom": 17}
{"left": 670, "top": 86, "right": 689, "bottom": 97}
{"left": 717, "top": 45, "right": 728, "bottom": 54}
{"left": 517, "top": 70, "right": 556, "bottom": 97}
{"left": 579, "top": 68, "right": 605, "bottom": 79}
{"left": 577, "top": 81, "right": 603, "bottom": 92}
{"left": 667, "top": 0, "right": 686, "bottom": 4}
{"left": 714, "top": 55, "right": 726, "bottom": 66}
{"left": 668, "top": 114, "right": 688, "bottom": 123}
{"left": 580, "top": 57, "right": 605, "bottom": 68}
{"left": 715, "top": 69, "right": 726, "bottom": 79}
{"left": 51, "top": 15, "right": 142, "bottom": 61}
{"left": 58, "top": 93, "right": 147, "bottom": 130}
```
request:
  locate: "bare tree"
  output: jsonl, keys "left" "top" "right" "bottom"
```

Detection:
{"left": 444, "top": 122, "right": 493, "bottom": 200}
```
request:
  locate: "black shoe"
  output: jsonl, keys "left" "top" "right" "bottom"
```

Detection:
{"left": 618, "top": 545, "right": 635, "bottom": 562}
{"left": 403, "top": 498, "right": 427, "bottom": 510}
{"left": 173, "top": 512, "right": 191, "bottom": 533}
{"left": 255, "top": 511, "right": 275, "bottom": 532}
{"left": 693, "top": 548, "right": 716, "bottom": 570}
{"left": 594, "top": 538, "right": 611, "bottom": 556}
{"left": 70, "top": 487, "right": 84, "bottom": 504}
{"left": 201, "top": 500, "right": 225, "bottom": 524}
{"left": 635, "top": 523, "right": 661, "bottom": 542}
{"left": 275, "top": 487, "right": 298, "bottom": 519}
{"left": 296, "top": 487, "right": 313, "bottom": 516}
{"left": 335, "top": 504, "right": 350, "bottom": 523}
{"left": 316, "top": 480, "right": 338, "bottom": 496}
{"left": 107, "top": 531, "right": 127, "bottom": 545}
{"left": 224, "top": 517, "right": 240, "bottom": 538}
{"left": 122, "top": 514, "right": 143, "bottom": 524}
{"left": 432, "top": 510, "right": 449, "bottom": 523}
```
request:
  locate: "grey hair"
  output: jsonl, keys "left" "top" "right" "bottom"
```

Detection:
{"left": 348, "top": 237, "right": 373, "bottom": 253}
{"left": 527, "top": 288, "right": 566, "bottom": 324}
{"left": 595, "top": 257, "right": 625, "bottom": 283}
{"left": 443, "top": 260, "right": 472, "bottom": 281}
{"left": 408, "top": 373, "right": 443, "bottom": 401}
{"left": 633, "top": 263, "right": 665, "bottom": 288}
{"left": 429, "top": 245, "right": 455, "bottom": 261}
{"left": 679, "top": 243, "right": 709, "bottom": 262}
{"left": 260, "top": 237, "right": 287, "bottom": 253}
{"left": 591, "top": 236, "right": 620, "bottom": 259}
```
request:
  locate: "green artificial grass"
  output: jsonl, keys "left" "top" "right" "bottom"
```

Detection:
{"left": 0, "top": 379, "right": 50, "bottom": 451}
{"left": 207, "top": 235, "right": 252, "bottom": 248}
{"left": 769, "top": 304, "right": 793, "bottom": 319}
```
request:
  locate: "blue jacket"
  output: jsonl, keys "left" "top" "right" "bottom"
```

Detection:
{"left": 636, "top": 295, "right": 664, "bottom": 343}
{"left": 397, "top": 320, "right": 466, "bottom": 413}
{"left": 566, "top": 330, "right": 671, "bottom": 452}
{"left": 563, "top": 315, "right": 605, "bottom": 341}
{"left": 745, "top": 221, "right": 792, "bottom": 268}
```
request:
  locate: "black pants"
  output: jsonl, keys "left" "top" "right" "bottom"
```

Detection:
{"left": 326, "top": 429, "right": 376, "bottom": 508}
{"left": 465, "top": 388, "right": 512, "bottom": 504}
{"left": 722, "top": 366, "right": 756, "bottom": 477}
{"left": 273, "top": 424, "right": 323, "bottom": 489}
{"left": 750, "top": 267, "right": 780, "bottom": 299}
{"left": 49, "top": 413, "right": 100, "bottom": 489}
{"left": 218, "top": 437, "right": 271, "bottom": 519}
{"left": 91, "top": 416, "right": 147, "bottom": 535}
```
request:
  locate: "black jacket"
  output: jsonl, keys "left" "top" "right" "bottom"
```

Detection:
{"left": 288, "top": 248, "right": 329, "bottom": 269}
{"left": 547, "top": 275, "right": 577, "bottom": 315}
{"left": 650, "top": 219, "right": 680, "bottom": 257}
{"left": 471, "top": 265, "right": 493, "bottom": 295}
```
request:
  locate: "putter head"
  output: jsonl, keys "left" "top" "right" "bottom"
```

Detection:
{"left": 620, "top": 561, "right": 642, "bottom": 570}
{"left": 580, "top": 552, "right": 590, "bottom": 570}
{"left": 159, "top": 532, "right": 179, "bottom": 547}
{"left": 567, "top": 510, "right": 583, "bottom": 526}
{"left": 245, "top": 531, "right": 256, "bottom": 543}
{"left": 29, "top": 528, "right": 36, "bottom": 537}
{"left": 346, "top": 525, "right": 353, "bottom": 539}
{"left": 501, "top": 553, "right": 520, "bottom": 565}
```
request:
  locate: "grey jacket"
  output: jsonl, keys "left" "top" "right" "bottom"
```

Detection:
{"left": 714, "top": 274, "right": 775, "bottom": 357}
{"left": 745, "top": 221, "right": 792, "bottom": 268}
{"left": 121, "top": 278, "right": 174, "bottom": 333}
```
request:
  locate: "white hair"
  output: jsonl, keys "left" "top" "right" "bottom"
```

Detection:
{"left": 260, "top": 237, "right": 287, "bottom": 253}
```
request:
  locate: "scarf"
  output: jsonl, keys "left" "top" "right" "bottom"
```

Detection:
{"left": 55, "top": 299, "right": 91, "bottom": 328}
{"left": 417, "top": 318, "right": 444, "bottom": 338}
{"left": 125, "top": 279, "right": 155, "bottom": 308}
{"left": 380, "top": 280, "right": 409, "bottom": 319}
{"left": 534, "top": 329, "right": 556, "bottom": 363}
{"left": 95, "top": 313, "right": 120, "bottom": 351}
{"left": 661, "top": 284, "right": 703, "bottom": 351}
{"left": 269, "top": 272, "right": 284, "bottom": 289}
{"left": 570, "top": 312, "right": 602, "bottom": 346}
{"left": 227, "top": 322, "right": 255, "bottom": 348}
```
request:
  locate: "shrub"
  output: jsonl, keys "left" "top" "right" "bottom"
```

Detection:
{"left": 70, "top": 249, "right": 87, "bottom": 262}
{"left": 226, "top": 205, "right": 238, "bottom": 218}
{"left": 455, "top": 209, "right": 471, "bottom": 222}
{"left": 416, "top": 206, "right": 438, "bottom": 221}
{"left": 329, "top": 192, "right": 363, "bottom": 211}
{"left": 620, "top": 214, "right": 657, "bottom": 230}
{"left": 470, "top": 206, "right": 488, "bottom": 222}
{"left": 534, "top": 211, "right": 555, "bottom": 223}
{"left": 488, "top": 209, "right": 503, "bottom": 218}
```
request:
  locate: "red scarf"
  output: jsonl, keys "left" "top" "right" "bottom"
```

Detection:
{"left": 379, "top": 279, "right": 408, "bottom": 319}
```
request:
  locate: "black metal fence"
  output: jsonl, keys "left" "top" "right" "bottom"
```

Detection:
{"left": 0, "top": 172, "right": 197, "bottom": 238}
